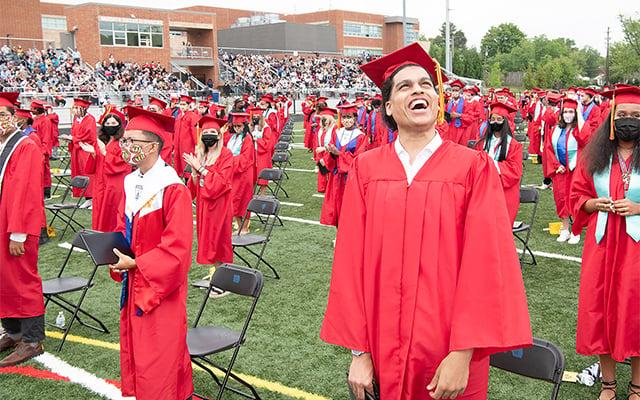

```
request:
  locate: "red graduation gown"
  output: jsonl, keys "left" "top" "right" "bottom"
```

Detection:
{"left": 188, "top": 147, "right": 234, "bottom": 265}
{"left": 302, "top": 105, "right": 314, "bottom": 150}
{"left": 84, "top": 140, "right": 131, "bottom": 232}
{"left": 320, "top": 130, "right": 367, "bottom": 227}
{"left": 0, "top": 135, "right": 45, "bottom": 318}
{"left": 111, "top": 184, "right": 194, "bottom": 400}
{"left": 474, "top": 137, "right": 523, "bottom": 224}
{"left": 174, "top": 110, "right": 199, "bottom": 177}
{"left": 229, "top": 134, "right": 256, "bottom": 218}
{"left": 70, "top": 114, "right": 97, "bottom": 198}
{"left": 321, "top": 141, "right": 532, "bottom": 400}
{"left": 543, "top": 126, "right": 577, "bottom": 219}
{"left": 32, "top": 115, "right": 54, "bottom": 188}
{"left": 255, "top": 126, "right": 275, "bottom": 186}
{"left": 570, "top": 158, "right": 640, "bottom": 362}
{"left": 446, "top": 99, "right": 475, "bottom": 146}
{"left": 526, "top": 102, "right": 544, "bottom": 156}
{"left": 47, "top": 113, "right": 60, "bottom": 148}
{"left": 27, "top": 131, "right": 47, "bottom": 229}
{"left": 314, "top": 126, "right": 336, "bottom": 193}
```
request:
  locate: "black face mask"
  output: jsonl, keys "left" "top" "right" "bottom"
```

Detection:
{"left": 252, "top": 117, "right": 260, "bottom": 125}
{"left": 489, "top": 122, "right": 504, "bottom": 132}
{"left": 201, "top": 134, "right": 219, "bottom": 147}
{"left": 103, "top": 125, "right": 120, "bottom": 136}
{"left": 615, "top": 118, "right": 640, "bottom": 142}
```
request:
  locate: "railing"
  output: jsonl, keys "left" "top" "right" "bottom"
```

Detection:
{"left": 0, "top": 37, "right": 55, "bottom": 50}
{"left": 170, "top": 62, "right": 208, "bottom": 91}
{"left": 171, "top": 46, "right": 213, "bottom": 59}
{"left": 217, "top": 59, "right": 257, "bottom": 90}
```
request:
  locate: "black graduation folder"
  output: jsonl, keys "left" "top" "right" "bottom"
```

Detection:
{"left": 80, "top": 231, "right": 135, "bottom": 266}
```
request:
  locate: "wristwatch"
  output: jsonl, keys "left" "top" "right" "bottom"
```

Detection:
{"left": 351, "top": 350, "right": 367, "bottom": 357}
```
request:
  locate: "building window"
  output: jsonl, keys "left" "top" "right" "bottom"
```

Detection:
{"left": 343, "top": 22, "right": 382, "bottom": 39}
{"left": 404, "top": 23, "right": 419, "bottom": 46}
{"left": 99, "top": 19, "right": 163, "bottom": 48}
{"left": 41, "top": 16, "right": 67, "bottom": 31}
{"left": 343, "top": 47, "right": 383, "bottom": 57}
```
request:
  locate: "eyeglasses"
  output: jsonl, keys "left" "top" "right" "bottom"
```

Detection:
{"left": 0, "top": 112, "right": 12, "bottom": 119}
{"left": 119, "top": 138, "right": 157, "bottom": 147}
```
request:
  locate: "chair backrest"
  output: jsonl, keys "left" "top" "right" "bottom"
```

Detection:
{"left": 247, "top": 197, "right": 280, "bottom": 217}
{"left": 490, "top": 338, "right": 565, "bottom": 399}
{"left": 272, "top": 152, "right": 289, "bottom": 163}
{"left": 522, "top": 151, "right": 529, "bottom": 161}
{"left": 211, "top": 264, "right": 263, "bottom": 298}
{"left": 520, "top": 186, "right": 539, "bottom": 204}
{"left": 274, "top": 142, "right": 289, "bottom": 151}
{"left": 70, "top": 176, "right": 90, "bottom": 189}
{"left": 258, "top": 168, "right": 283, "bottom": 183}
{"left": 279, "top": 135, "right": 292, "bottom": 142}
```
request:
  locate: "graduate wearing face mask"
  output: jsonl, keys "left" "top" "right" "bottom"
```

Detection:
{"left": 226, "top": 113, "right": 256, "bottom": 234}
{"left": 474, "top": 102, "right": 523, "bottom": 224}
{"left": 183, "top": 116, "right": 234, "bottom": 297}
{"left": 248, "top": 106, "right": 275, "bottom": 195}
{"left": 314, "top": 107, "right": 338, "bottom": 193}
{"left": 544, "top": 98, "right": 582, "bottom": 244}
{"left": 78, "top": 110, "right": 132, "bottom": 232}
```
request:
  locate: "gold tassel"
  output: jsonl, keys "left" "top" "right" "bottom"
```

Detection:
{"left": 609, "top": 94, "right": 615, "bottom": 141}
{"left": 435, "top": 61, "right": 445, "bottom": 125}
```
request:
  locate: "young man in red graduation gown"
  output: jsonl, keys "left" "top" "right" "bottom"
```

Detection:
{"left": 0, "top": 93, "right": 46, "bottom": 367}
{"left": 31, "top": 100, "right": 54, "bottom": 198}
{"left": 109, "top": 106, "right": 193, "bottom": 400}
{"left": 474, "top": 102, "right": 523, "bottom": 224}
{"left": 570, "top": 86, "right": 640, "bottom": 400}
{"left": 446, "top": 79, "right": 475, "bottom": 145}
{"left": 70, "top": 98, "right": 97, "bottom": 200}
{"left": 173, "top": 95, "right": 200, "bottom": 178}
{"left": 321, "top": 43, "right": 532, "bottom": 400}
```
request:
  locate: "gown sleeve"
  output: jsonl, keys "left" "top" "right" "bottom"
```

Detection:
{"left": 200, "top": 150, "right": 233, "bottom": 201}
{"left": 569, "top": 158, "right": 596, "bottom": 235}
{"left": 449, "top": 152, "right": 532, "bottom": 358}
{"left": 498, "top": 140, "right": 523, "bottom": 189}
{"left": 6, "top": 141, "right": 43, "bottom": 237}
{"left": 320, "top": 157, "right": 370, "bottom": 352}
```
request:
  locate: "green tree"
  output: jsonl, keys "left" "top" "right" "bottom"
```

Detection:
{"left": 431, "top": 22, "right": 468, "bottom": 50}
{"left": 480, "top": 23, "right": 526, "bottom": 59}
{"left": 534, "top": 56, "right": 581, "bottom": 89}
{"left": 620, "top": 15, "right": 640, "bottom": 56}
{"left": 487, "top": 62, "right": 503, "bottom": 87}
{"left": 610, "top": 42, "right": 640, "bottom": 83}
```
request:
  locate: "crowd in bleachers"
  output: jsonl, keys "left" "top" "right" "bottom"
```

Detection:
{"left": 95, "top": 56, "right": 190, "bottom": 93}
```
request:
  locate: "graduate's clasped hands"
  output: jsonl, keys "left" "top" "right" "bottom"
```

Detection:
{"left": 110, "top": 248, "right": 136, "bottom": 273}
{"left": 589, "top": 196, "right": 640, "bottom": 216}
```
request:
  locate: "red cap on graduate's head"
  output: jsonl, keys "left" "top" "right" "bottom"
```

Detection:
{"left": 230, "top": 112, "right": 250, "bottom": 124}
{"left": 242, "top": 94, "right": 250, "bottom": 101}
{"left": 360, "top": 42, "right": 448, "bottom": 89}
{"left": 246, "top": 106, "right": 265, "bottom": 116}
{"left": 180, "top": 95, "right": 194, "bottom": 104}
{"left": 199, "top": 100, "right": 210, "bottom": 107}
{"left": 260, "top": 94, "right": 274, "bottom": 104}
{"left": 73, "top": 98, "right": 91, "bottom": 108}
{"left": 546, "top": 93, "right": 562, "bottom": 104}
{"left": 316, "top": 96, "right": 328, "bottom": 103}
{"left": 561, "top": 97, "right": 578, "bottom": 110}
{"left": 488, "top": 102, "right": 517, "bottom": 118}
{"left": 449, "top": 79, "right": 465, "bottom": 89}
{"left": 30, "top": 99, "right": 47, "bottom": 110}
{"left": 0, "top": 92, "right": 20, "bottom": 108}
{"left": 148, "top": 96, "right": 167, "bottom": 110}
{"left": 124, "top": 106, "right": 174, "bottom": 144}
{"left": 318, "top": 107, "right": 337, "bottom": 117}
{"left": 337, "top": 103, "right": 358, "bottom": 115}
{"left": 14, "top": 108, "right": 32, "bottom": 119}
{"left": 582, "top": 88, "right": 598, "bottom": 97}
{"left": 99, "top": 105, "right": 126, "bottom": 125}
{"left": 471, "top": 86, "right": 481, "bottom": 95}
{"left": 208, "top": 103, "right": 226, "bottom": 112}
{"left": 198, "top": 115, "right": 227, "bottom": 131}
{"left": 602, "top": 85, "right": 640, "bottom": 105}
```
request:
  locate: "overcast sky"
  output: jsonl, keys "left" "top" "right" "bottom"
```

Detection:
{"left": 52, "top": 0, "right": 640, "bottom": 55}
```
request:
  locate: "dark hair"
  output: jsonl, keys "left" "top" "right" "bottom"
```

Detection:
{"left": 381, "top": 63, "right": 434, "bottom": 131}
{"left": 0, "top": 105, "right": 16, "bottom": 115}
{"left": 584, "top": 111, "right": 640, "bottom": 175}
{"left": 32, "top": 107, "right": 45, "bottom": 115}
{"left": 141, "top": 130, "right": 164, "bottom": 152}
{"left": 99, "top": 114, "right": 124, "bottom": 144}
{"left": 483, "top": 120, "right": 513, "bottom": 162}
{"left": 557, "top": 107, "right": 577, "bottom": 130}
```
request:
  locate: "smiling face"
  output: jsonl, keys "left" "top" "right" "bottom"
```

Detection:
{"left": 384, "top": 65, "right": 438, "bottom": 132}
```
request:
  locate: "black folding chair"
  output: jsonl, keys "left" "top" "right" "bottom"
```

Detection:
{"left": 46, "top": 176, "right": 90, "bottom": 240}
{"left": 278, "top": 134, "right": 292, "bottom": 144}
{"left": 233, "top": 197, "right": 280, "bottom": 279}
{"left": 513, "top": 186, "right": 539, "bottom": 266}
{"left": 490, "top": 338, "right": 565, "bottom": 400}
{"left": 254, "top": 168, "right": 288, "bottom": 199}
{"left": 188, "top": 264, "right": 264, "bottom": 400}
{"left": 274, "top": 141, "right": 291, "bottom": 157}
{"left": 42, "top": 230, "right": 109, "bottom": 351}
{"left": 272, "top": 152, "right": 289, "bottom": 179}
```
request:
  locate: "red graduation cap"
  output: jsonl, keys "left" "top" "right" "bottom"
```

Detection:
{"left": 449, "top": 79, "right": 465, "bottom": 89}
{"left": 124, "top": 106, "right": 175, "bottom": 144}
{"left": 582, "top": 88, "right": 598, "bottom": 97}
{"left": 30, "top": 99, "right": 47, "bottom": 110}
{"left": 0, "top": 92, "right": 20, "bottom": 108}
{"left": 246, "top": 106, "right": 265, "bottom": 116}
{"left": 73, "top": 98, "right": 91, "bottom": 108}
{"left": 560, "top": 97, "right": 578, "bottom": 110}
{"left": 198, "top": 115, "right": 227, "bottom": 131}
{"left": 208, "top": 103, "right": 226, "bottom": 112}
{"left": 98, "top": 105, "right": 126, "bottom": 125}
{"left": 316, "top": 96, "right": 328, "bottom": 103}
{"left": 14, "top": 109, "right": 32, "bottom": 119}
{"left": 230, "top": 112, "right": 250, "bottom": 124}
{"left": 602, "top": 85, "right": 640, "bottom": 105}
{"left": 148, "top": 96, "right": 167, "bottom": 110}
{"left": 337, "top": 103, "right": 358, "bottom": 115}
{"left": 318, "top": 107, "right": 337, "bottom": 117}
{"left": 242, "top": 94, "right": 250, "bottom": 101}
{"left": 488, "top": 102, "right": 517, "bottom": 119}
{"left": 546, "top": 93, "right": 562, "bottom": 104}
{"left": 199, "top": 100, "right": 210, "bottom": 107}
{"left": 260, "top": 94, "right": 274, "bottom": 104}
{"left": 180, "top": 95, "right": 194, "bottom": 104}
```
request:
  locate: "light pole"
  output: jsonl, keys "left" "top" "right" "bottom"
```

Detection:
{"left": 402, "top": 0, "right": 407, "bottom": 46}
{"left": 445, "top": 0, "right": 452, "bottom": 72}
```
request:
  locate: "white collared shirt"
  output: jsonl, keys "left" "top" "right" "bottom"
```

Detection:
{"left": 394, "top": 133, "right": 443, "bottom": 185}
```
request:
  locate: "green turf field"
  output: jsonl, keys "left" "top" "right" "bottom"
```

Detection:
{"left": 0, "top": 122, "right": 628, "bottom": 400}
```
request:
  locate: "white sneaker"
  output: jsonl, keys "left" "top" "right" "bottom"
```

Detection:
{"left": 79, "top": 199, "right": 92, "bottom": 209}
{"left": 556, "top": 229, "right": 570, "bottom": 242}
{"left": 568, "top": 234, "right": 581, "bottom": 244}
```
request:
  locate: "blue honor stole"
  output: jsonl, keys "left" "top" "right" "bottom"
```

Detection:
{"left": 593, "top": 158, "right": 640, "bottom": 243}
{"left": 479, "top": 121, "right": 488, "bottom": 139}
{"left": 120, "top": 215, "right": 133, "bottom": 309}
{"left": 552, "top": 127, "right": 578, "bottom": 171}
{"left": 447, "top": 98, "right": 465, "bottom": 128}
{"left": 582, "top": 102, "right": 595, "bottom": 121}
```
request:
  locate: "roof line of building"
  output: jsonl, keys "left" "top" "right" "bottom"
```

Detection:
{"left": 46, "top": 1, "right": 217, "bottom": 16}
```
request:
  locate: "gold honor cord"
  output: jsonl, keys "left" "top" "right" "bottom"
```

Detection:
{"left": 435, "top": 61, "right": 446, "bottom": 125}
{"left": 610, "top": 94, "right": 616, "bottom": 141}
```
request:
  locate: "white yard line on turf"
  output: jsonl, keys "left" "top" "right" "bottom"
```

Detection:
{"left": 280, "top": 201, "right": 304, "bottom": 207}
{"left": 312, "top": 194, "right": 325, "bottom": 198}
{"left": 58, "top": 242, "right": 87, "bottom": 253}
{"left": 278, "top": 216, "right": 330, "bottom": 226}
{"left": 288, "top": 168, "right": 316, "bottom": 173}
{"left": 289, "top": 143, "right": 306, "bottom": 149}
{"left": 35, "top": 352, "right": 129, "bottom": 400}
